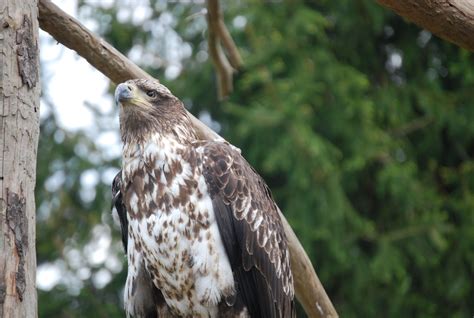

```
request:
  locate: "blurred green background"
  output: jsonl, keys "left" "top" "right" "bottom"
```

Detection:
{"left": 37, "top": 0, "right": 474, "bottom": 317}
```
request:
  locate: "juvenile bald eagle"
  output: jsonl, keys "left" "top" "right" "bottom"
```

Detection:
{"left": 112, "top": 79, "right": 295, "bottom": 317}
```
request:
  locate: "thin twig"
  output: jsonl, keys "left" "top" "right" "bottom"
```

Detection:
{"left": 389, "top": 116, "right": 433, "bottom": 137}
{"left": 207, "top": 20, "right": 234, "bottom": 99}
{"left": 206, "top": 0, "right": 242, "bottom": 68}
{"left": 206, "top": 0, "right": 233, "bottom": 99}
{"left": 217, "top": 19, "right": 243, "bottom": 69}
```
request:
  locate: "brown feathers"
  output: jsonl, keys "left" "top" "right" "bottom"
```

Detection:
{"left": 201, "top": 142, "right": 295, "bottom": 318}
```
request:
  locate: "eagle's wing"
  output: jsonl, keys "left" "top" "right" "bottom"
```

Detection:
{"left": 112, "top": 173, "right": 128, "bottom": 252}
{"left": 198, "top": 141, "right": 295, "bottom": 318}
{"left": 112, "top": 172, "right": 174, "bottom": 318}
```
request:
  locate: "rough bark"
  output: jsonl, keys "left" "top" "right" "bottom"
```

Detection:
{"left": 377, "top": 0, "right": 474, "bottom": 52}
{"left": 37, "top": 1, "right": 338, "bottom": 317}
{"left": 0, "top": 0, "right": 40, "bottom": 317}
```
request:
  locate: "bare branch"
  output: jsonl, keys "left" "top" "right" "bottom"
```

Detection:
{"left": 217, "top": 19, "right": 243, "bottom": 69}
{"left": 38, "top": 0, "right": 152, "bottom": 84}
{"left": 206, "top": 0, "right": 243, "bottom": 70}
{"left": 37, "top": 1, "right": 338, "bottom": 317}
{"left": 377, "top": 0, "right": 474, "bottom": 52}
{"left": 206, "top": 0, "right": 235, "bottom": 99}
{"left": 281, "top": 213, "right": 339, "bottom": 318}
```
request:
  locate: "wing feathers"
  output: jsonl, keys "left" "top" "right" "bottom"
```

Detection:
{"left": 112, "top": 173, "right": 129, "bottom": 252}
{"left": 200, "top": 141, "right": 295, "bottom": 318}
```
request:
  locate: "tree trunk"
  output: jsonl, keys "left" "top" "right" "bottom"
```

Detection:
{"left": 0, "top": 0, "right": 40, "bottom": 317}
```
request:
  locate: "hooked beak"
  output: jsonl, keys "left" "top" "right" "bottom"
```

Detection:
{"left": 115, "top": 83, "right": 134, "bottom": 105}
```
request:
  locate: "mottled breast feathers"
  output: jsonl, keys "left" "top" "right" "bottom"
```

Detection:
{"left": 112, "top": 139, "right": 295, "bottom": 318}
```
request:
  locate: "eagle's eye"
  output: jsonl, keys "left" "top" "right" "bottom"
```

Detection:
{"left": 146, "top": 90, "right": 157, "bottom": 98}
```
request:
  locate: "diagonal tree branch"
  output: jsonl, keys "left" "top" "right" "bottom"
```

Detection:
{"left": 37, "top": 0, "right": 338, "bottom": 317}
{"left": 377, "top": 0, "right": 474, "bottom": 52}
{"left": 38, "top": 0, "right": 151, "bottom": 83}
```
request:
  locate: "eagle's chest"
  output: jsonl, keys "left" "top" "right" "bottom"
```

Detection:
{"left": 122, "top": 138, "right": 234, "bottom": 317}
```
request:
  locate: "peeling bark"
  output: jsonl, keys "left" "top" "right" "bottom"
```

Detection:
{"left": 6, "top": 191, "right": 28, "bottom": 301}
{"left": 16, "top": 15, "right": 39, "bottom": 89}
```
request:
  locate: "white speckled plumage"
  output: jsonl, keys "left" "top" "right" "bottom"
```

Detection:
{"left": 123, "top": 133, "right": 234, "bottom": 317}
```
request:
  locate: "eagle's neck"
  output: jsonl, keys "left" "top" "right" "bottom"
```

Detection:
{"left": 120, "top": 107, "right": 197, "bottom": 146}
{"left": 122, "top": 121, "right": 197, "bottom": 182}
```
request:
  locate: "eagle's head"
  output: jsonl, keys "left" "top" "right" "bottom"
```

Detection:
{"left": 115, "top": 79, "right": 193, "bottom": 143}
